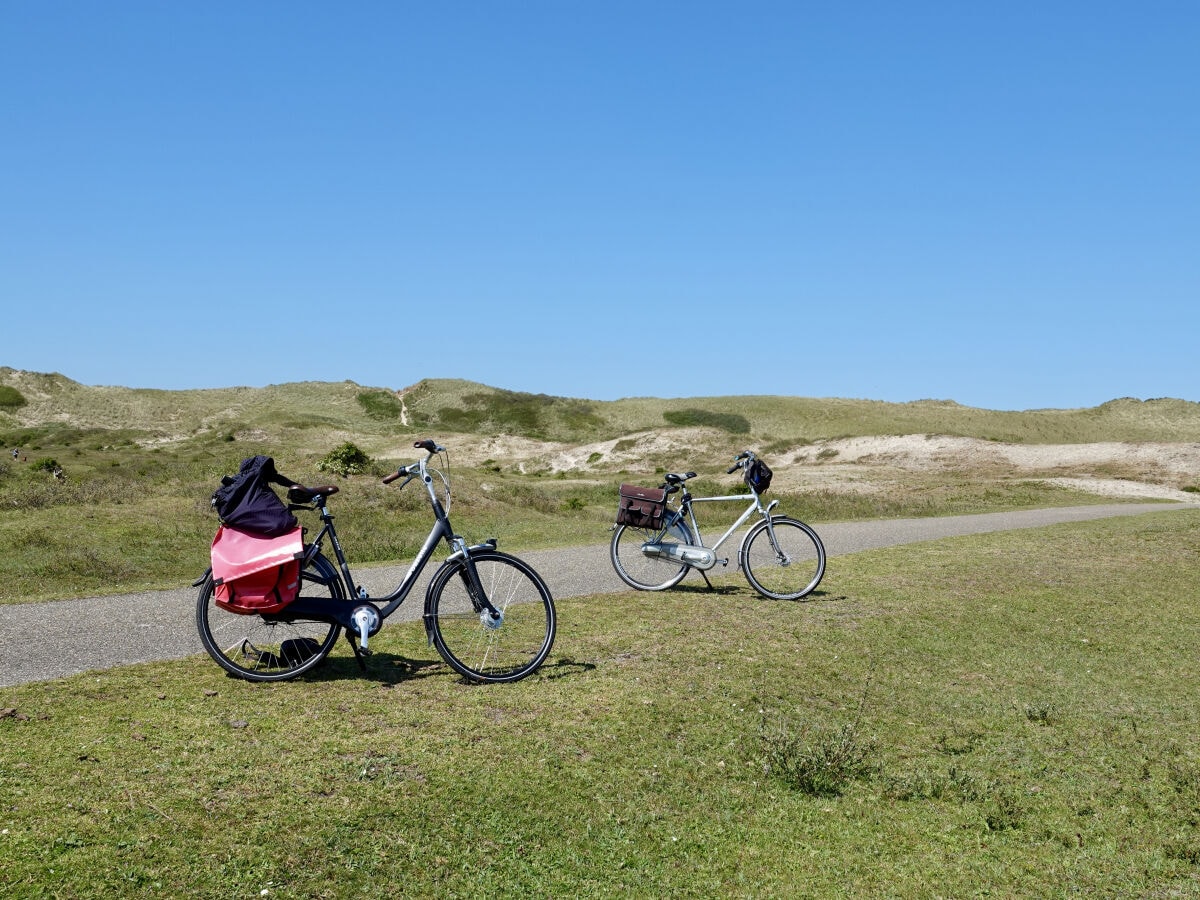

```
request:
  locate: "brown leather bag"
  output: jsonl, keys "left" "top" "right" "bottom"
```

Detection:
{"left": 616, "top": 484, "right": 667, "bottom": 531}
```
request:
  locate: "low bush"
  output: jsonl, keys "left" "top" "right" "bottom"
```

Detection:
{"left": 317, "top": 442, "right": 372, "bottom": 477}
{"left": 662, "top": 408, "right": 751, "bottom": 434}
{"left": 0, "top": 385, "right": 26, "bottom": 409}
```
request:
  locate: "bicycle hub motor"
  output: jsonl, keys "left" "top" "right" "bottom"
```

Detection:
{"left": 640, "top": 541, "right": 718, "bottom": 570}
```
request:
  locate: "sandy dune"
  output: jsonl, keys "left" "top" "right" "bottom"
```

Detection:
{"left": 437, "top": 431, "right": 1200, "bottom": 503}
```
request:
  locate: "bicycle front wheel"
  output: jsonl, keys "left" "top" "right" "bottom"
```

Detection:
{"left": 196, "top": 552, "right": 343, "bottom": 682}
{"left": 610, "top": 517, "right": 694, "bottom": 591}
{"left": 741, "top": 516, "right": 826, "bottom": 600}
{"left": 428, "top": 550, "right": 556, "bottom": 684}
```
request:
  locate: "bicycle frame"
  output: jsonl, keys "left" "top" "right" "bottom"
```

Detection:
{"left": 638, "top": 484, "right": 782, "bottom": 573}
{"left": 282, "top": 452, "right": 500, "bottom": 648}
{"left": 675, "top": 490, "right": 781, "bottom": 557}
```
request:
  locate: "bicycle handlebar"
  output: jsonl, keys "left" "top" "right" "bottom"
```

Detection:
{"left": 726, "top": 450, "right": 755, "bottom": 474}
{"left": 382, "top": 439, "right": 446, "bottom": 485}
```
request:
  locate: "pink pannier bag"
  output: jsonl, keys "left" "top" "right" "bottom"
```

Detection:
{"left": 210, "top": 525, "right": 304, "bottom": 614}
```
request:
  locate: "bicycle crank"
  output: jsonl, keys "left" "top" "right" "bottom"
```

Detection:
{"left": 641, "top": 541, "right": 718, "bottom": 570}
{"left": 351, "top": 604, "right": 382, "bottom": 651}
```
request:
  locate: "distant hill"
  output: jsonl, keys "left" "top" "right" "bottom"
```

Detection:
{"left": 4, "top": 367, "right": 1200, "bottom": 447}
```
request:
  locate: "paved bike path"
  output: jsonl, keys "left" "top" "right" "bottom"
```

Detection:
{"left": 2, "top": 502, "right": 1195, "bottom": 688}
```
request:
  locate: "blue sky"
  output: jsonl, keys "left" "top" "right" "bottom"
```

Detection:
{"left": 2, "top": 3, "right": 1197, "bottom": 411}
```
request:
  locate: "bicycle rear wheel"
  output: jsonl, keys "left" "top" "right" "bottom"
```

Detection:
{"left": 610, "top": 517, "right": 694, "bottom": 591}
{"left": 741, "top": 515, "right": 826, "bottom": 600}
{"left": 196, "top": 552, "right": 343, "bottom": 682}
{"left": 427, "top": 550, "right": 556, "bottom": 684}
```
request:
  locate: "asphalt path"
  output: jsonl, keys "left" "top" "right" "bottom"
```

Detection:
{"left": 2, "top": 502, "right": 1195, "bottom": 688}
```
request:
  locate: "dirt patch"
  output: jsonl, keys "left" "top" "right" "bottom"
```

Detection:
{"left": 1038, "top": 477, "right": 1196, "bottom": 501}
{"left": 789, "top": 435, "right": 1200, "bottom": 502}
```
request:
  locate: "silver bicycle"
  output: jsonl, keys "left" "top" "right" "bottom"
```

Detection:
{"left": 609, "top": 451, "right": 826, "bottom": 600}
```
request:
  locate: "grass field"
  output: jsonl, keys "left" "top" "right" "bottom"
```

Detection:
{"left": 3, "top": 510, "right": 1200, "bottom": 897}
{"left": 4, "top": 373, "right": 1200, "bottom": 895}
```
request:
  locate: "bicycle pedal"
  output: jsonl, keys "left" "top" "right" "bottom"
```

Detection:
{"left": 717, "top": 558, "right": 729, "bottom": 567}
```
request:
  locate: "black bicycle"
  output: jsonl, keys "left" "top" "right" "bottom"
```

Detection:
{"left": 195, "top": 440, "right": 556, "bottom": 683}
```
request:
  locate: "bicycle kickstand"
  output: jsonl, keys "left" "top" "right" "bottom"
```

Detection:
{"left": 344, "top": 631, "right": 370, "bottom": 671}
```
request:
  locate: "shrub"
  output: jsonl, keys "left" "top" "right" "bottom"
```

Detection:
{"left": 0, "top": 386, "right": 26, "bottom": 409}
{"left": 759, "top": 718, "right": 876, "bottom": 797}
{"left": 317, "top": 442, "right": 371, "bottom": 477}
{"left": 663, "top": 409, "right": 751, "bottom": 434}
{"left": 32, "top": 457, "right": 60, "bottom": 473}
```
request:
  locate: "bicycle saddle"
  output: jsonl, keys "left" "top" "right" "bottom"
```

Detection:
{"left": 287, "top": 485, "right": 340, "bottom": 503}
{"left": 663, "top": 472, "right": 697, "bottom": 485}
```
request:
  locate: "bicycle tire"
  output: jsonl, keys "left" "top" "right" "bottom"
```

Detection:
{"left": 740, "top": 515, "right": 826, "bottom": 600}
{"left": 609, "top": 515, "right": 694, "bottom": 591}
{"left": 196, "top": 551, "right": 343, "bottom": 682}
{"left": 427, "top": 550, "right": 556, "bottom": 684}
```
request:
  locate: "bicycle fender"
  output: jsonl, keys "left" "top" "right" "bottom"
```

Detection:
{"left": 423, "top": 551, "right": 503, "bottom": 643}
{"left": 443, "top": 538, "right": 499, "bottom": 563}
{"left": 420, "top": 569, "right": 447, "bottom": 644}
{"left": 192, "top": 567, "right": 213, "bottom": 587}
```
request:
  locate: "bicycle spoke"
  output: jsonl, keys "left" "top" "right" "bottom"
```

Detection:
{"left": 195, "top": 554, "right": 342, "bottom": 682}
{"left": 430, "top": 552, "right": 556, "bottom": 683}
{"left": 742, "top": 516, "right": 825, "bottom": 600}
{"left": 610, "top": 519, "right": 692, "bottom": 591}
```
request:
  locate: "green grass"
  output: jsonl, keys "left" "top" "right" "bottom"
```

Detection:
{"left": 3, "top": 510, "right": 1200, "bottom": 897}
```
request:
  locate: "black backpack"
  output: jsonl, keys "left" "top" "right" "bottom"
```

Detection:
{"left": 745, "top": 458, "right": 773, "bottom": 494}
{"left": 212, "top": 456, "right": 300, "bottom": 537}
